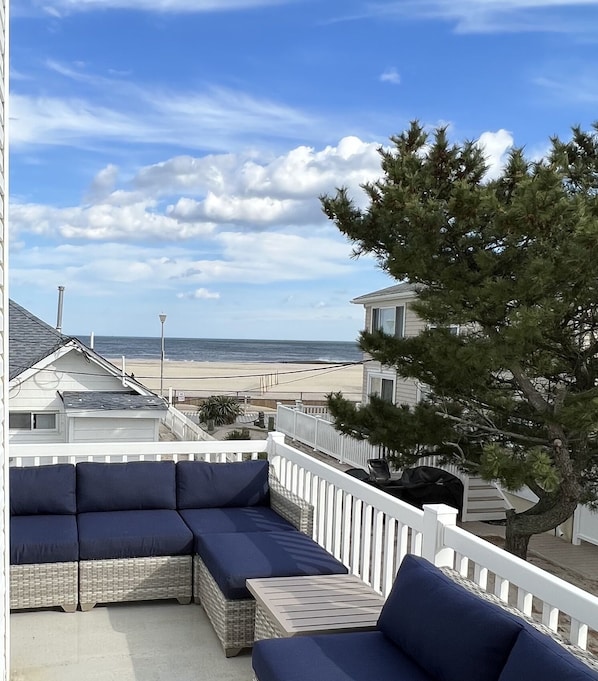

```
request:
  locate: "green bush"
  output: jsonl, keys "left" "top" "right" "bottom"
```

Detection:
{"left": 224, "top": 428, "right": 251, "bottom": 440}
{"left": 197, "top": 395, "right": 242, "bottom": 426}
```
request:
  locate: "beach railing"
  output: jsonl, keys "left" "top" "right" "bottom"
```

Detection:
{"left": 9, "top": 439, "right": 268, "bottom": 467}
{"left": 163, "top": 405, "right": 214, "bottom": 441}
{"left": 276, "top": 403, "right": 381, "bottom": 469}
{"left": 267, "top": 433, "right": 598, "bottom": 649}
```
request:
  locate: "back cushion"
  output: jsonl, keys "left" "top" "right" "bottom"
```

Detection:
{"left": 176, "top": 459, "right": 269, "bottom": 509}
{"left": 77, "top": 461, "right": 176, "bottom": 512}
{"left": 498, "top": 628, "right": 598, "bottom": 681}
{"left": 377, "top": 555, "right": 523, "bottom": 681}
{"left": 10, "top": 464, "right": 76, "bottom": 515}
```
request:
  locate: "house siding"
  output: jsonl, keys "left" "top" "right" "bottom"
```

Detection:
{"left": 9, "top": 349, "right": 161, "bottom": 443}
{"left": 70, "top": 417, "right": 158, "bottom": 443}
{"left": 359, "top": 292, "right": 423, "bottom": 407}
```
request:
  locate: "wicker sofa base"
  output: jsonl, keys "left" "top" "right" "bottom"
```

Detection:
{"left": 196, "top": 555, "right": 256, "bottom": 657}
{"left": 10, "top": 561, "right": 78, "bottom": 613}
{"left": 79, "top": 555, "right": 192, "bottom": 611}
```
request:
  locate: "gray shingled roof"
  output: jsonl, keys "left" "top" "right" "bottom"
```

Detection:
{"left": 351, "top": 282, "right": 421, "bottom": 304}
{"left": 61, "top": 391, "right": 167, "bottom": 411}
{"left": 9, "top": 299, "right": 68, "bottom": 380}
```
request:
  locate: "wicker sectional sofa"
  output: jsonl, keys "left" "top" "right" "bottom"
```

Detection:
{"left": 10, "top": 458, "right": 346, "bottom": 657}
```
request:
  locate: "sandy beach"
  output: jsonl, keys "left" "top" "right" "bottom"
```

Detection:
{"left": 109, "top": 359, "right": 363, "bottom": 403}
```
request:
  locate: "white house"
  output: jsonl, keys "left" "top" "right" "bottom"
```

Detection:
{"left": 351, "top": 283, "right": 425, "bottom": 406}
{"left": 351, "top": 283, "right": 513, "bottom": 522}
{"left": 9, "top": 300, "right": 167, "bottom": 443}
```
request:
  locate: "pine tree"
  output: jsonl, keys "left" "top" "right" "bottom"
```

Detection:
{"left": 322, "top": 121, "right": 598, "bottom": 559}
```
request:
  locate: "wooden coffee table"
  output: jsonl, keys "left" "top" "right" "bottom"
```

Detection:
{"left": 247, "top": 574, "right": 385, "bottom": 640}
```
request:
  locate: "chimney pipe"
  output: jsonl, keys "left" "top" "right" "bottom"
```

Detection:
{"left": 56, "top": 286, "right": 65, "bottom": 333}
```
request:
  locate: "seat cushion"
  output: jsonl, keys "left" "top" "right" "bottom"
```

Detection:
{"left": 197, "top": 530, "right": 348, "bottom": 600}
{"left": 10, "top": 464, "right": 76, "bottom": 516}
{"left": 77, "top": 510, "right": 193, "bottom": 560}
{"left": 176, "top": 459, "right": 269, "bottom": 509}
{"left": 377, "top": 555, "right": 523, "bottom": 681}
{"left": 77, "top": 461, "right": 176, "bottom": 513}
{"left": 498, "top": 628, "right": 598, "bottom": 681}
{"left": 180, "top": 507, "right": 294, "bottom": 545}
{"left": 10, "top": 515, "right": 79, "bottom": 565}
{"left": 252, "top": 631, "right": 434, "bottom": 681}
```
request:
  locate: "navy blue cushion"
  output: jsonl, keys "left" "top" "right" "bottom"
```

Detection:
{"left": 498, "top": 628, "right": 598, "bottom": 681}
{"left": 77, "top": 461, "right": 176, "bottom": 512}
{"left": 176, "top": 460, "right": 269, "bottom": 509}
{"left": 10, "top": 464, "right": 76, "bottom": 516}
{"left": 196, "top": 530, "right": 347, "bottom": 600}
{"left": 10, "top": 515, "right": 79, "bottom": 565}
{"left": 252, "top": 631, "right": 434, "bottom": 681}
{"left": 77, "top": 510, "right": 193, "bottom": 560}
{"left": 180, "top": 507, "right": 294, "bottom": 545}
{"left": 377, "top": 555, "right": 523, "bottom": 681}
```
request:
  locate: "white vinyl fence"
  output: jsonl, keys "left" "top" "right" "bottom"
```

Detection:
{"left": 573, "top": 505, "right": 598, "bottom": 547}
{"left": 163, "top": 406, "right": 214, "bottom": 441}
{"left": 276, "top": 403, "right": 381, "bottom": 469}
{"left": 268, "top": 433, "right": 598, "bottom": 649}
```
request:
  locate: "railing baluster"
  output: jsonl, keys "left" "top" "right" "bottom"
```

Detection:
{"left": 542, "top": 603, "right": 559, "bottom": 631}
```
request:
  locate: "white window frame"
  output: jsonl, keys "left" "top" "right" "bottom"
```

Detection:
{"left": 9, "top": 411, "right": 58, "bottom": 431}
{"left": 367, "top": 371, "right": 396, "bottom": 404}
{"left": 371, "top": 305, "right": 405, "bottom": 338}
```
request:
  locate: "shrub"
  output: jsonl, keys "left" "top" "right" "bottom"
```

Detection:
{"left": 197, "top": 395, "right": 242, "bottom": 426}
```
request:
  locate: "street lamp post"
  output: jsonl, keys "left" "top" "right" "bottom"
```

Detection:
{"left": 159, "top": 313, "right": 167, "bottom": 397}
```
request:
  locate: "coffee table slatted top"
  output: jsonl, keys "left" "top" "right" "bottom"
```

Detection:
{"left": 247, "top": 574, "right": 385, "bottom": 637}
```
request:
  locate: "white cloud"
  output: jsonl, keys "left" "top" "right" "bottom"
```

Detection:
{"left": 367, "top": 1, "right": 598, "bottom": 34}
{"left": 380, "top": 68, "right": 401, "bottom": 85}
{"left": 139, "top": 137, "right": 383, "bottom": 206}
{"left": 10, "top": 84, "right": 318, "bottom": 151}
{"left": 534, "top": 72, "right": 598, "bottom": 104}
{"left": 476, "top": 129, "right": 514, "bottom": 179}
{"left": 12, "top": 136, "right": 385, "bottom": 244}
{"left": 177, "top": 288, "right": 221, "bottom": 300}
{"left": 11, "top": 200, "right": 217, "bottom": 242}
{"left": 9, "top": 229, "right": 356, "bottom": 301}
{"left": 26, "top": 0, "right": 295, "bottom": 16}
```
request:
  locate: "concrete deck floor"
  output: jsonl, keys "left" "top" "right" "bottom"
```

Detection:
{"left": 10, "top": 601, "right": 252, "bottom": 681}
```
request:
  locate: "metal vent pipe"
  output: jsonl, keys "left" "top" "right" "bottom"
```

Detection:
{"left": 56, "top": 285, "right": 65, "bottom": 333}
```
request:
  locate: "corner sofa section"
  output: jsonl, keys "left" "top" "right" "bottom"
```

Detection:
{"left": 177, "top": 459, "right": 345, "bottom": 656}
{"left": 9, "top": 458, "right": 323, "bottom": 637}
{"left": 10, "top": 463, "right": 79, "bottom": 613}
{"left": 252, "top": 554, "right": 598, "bottom": 681}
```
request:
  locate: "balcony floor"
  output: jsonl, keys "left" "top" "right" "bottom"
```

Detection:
{"left": 11, "top": 601, "right": 252, "bottom": 681}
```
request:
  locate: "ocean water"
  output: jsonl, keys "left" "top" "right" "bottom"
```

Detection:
{"left": 77, "top": 335, "right": 363, "bottom": 364}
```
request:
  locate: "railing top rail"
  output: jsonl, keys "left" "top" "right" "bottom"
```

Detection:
{"left": 9, "top": 439, "right": 269, "bottom": 458}
{"left": 444, "top": 524, "right": 598, "bottom": 629}
{"left": 271, "top": 439, "right": 425, "bottom": 526}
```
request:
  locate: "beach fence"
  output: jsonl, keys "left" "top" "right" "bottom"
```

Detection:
{"left": 276, "top": 402, "right": 382, "bottom": 470}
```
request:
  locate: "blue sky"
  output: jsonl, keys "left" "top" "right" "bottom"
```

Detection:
{"left": 9, "top": 0, "right": 598, "bottom": 341}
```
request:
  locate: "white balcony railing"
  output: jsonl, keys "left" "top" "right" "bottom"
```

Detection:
{"left": 9, "top": 432, "right": 598, "bottom": 650}
{"left": 276, "top": 403, "right": 381, "bottom": 469}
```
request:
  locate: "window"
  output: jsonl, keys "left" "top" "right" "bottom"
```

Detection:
{"left": 368, "top": 375, "right": 395, "bottom": 403}
{"left": 372, "top": 306, "right": 405, "bottom": 338}
{"left": 9, "top": 412, "right": 57, "bottom": 431}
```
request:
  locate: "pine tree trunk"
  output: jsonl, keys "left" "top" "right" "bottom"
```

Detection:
{"left": 504, "top": 518, "right": 531, "bottom": 560}
{"left": 503, "top": 494, "right": 579, "bottom": 560}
